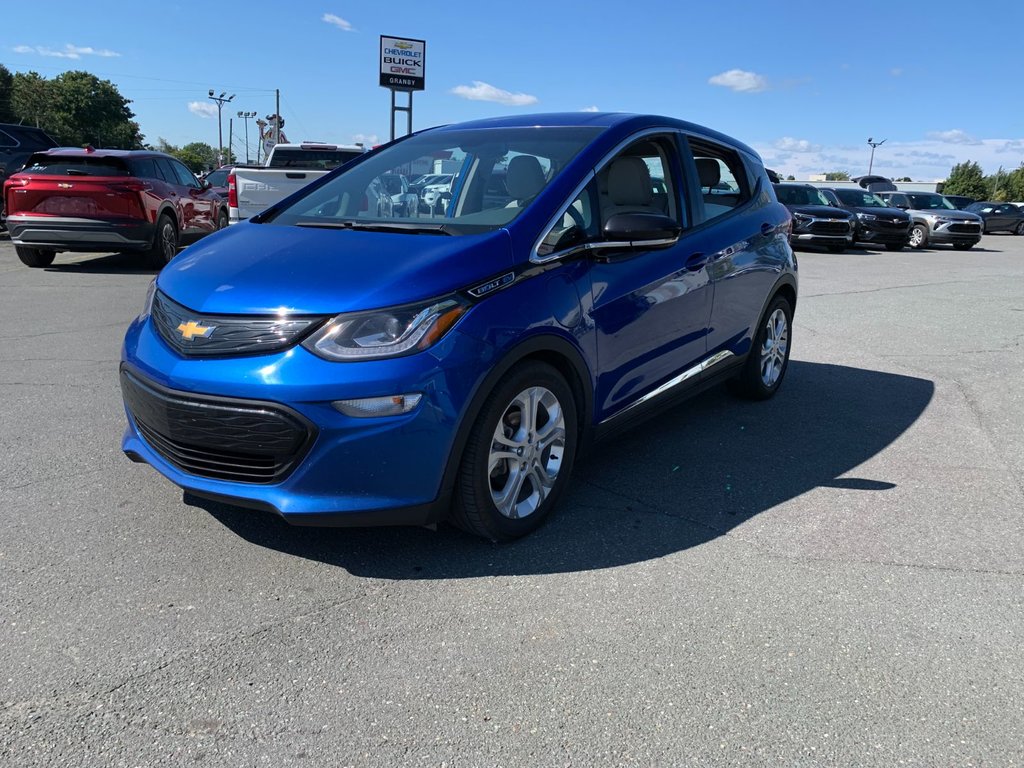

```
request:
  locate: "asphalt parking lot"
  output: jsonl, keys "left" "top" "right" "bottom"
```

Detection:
{"left": 1, "top": 232, "right": 1023, "bottom": 766}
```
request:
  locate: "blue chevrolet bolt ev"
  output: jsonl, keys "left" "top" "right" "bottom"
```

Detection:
{"left": 120, "top": 113, "right": 797, "bottom": 541}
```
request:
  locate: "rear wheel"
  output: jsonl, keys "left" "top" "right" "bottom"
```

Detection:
{"left": 146, "top": 214, "right": 178, "bottom": 268}
{"left": 909, "top": 224, "right": 928, "bottom": 249}
{"left": 1015, "top": 221, "right": 1024, "bottom": 236}
{"left": 217, "top": 209, "right": 228, "bottom": 230}
{"left": 15, "top": 246, "right": 56, "bottom": 268}
{"left": 885, "top": 242, "right": 905, "bottom": 252}
{"left": 732, "top": 294, "right": 793, "bottom": 401}
{"left": 452, "top": 361, "right": 578, "bottom": 541}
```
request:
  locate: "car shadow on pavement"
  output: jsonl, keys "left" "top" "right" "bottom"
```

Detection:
{"left": 193, "top": 361, "right": 934, "bottom": 578}
{"left": 43, "top": 252, "right": 159, "bottom": 274}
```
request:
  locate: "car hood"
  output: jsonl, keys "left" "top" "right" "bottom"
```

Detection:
{"left": 156, "top": 222, "right": 514, "bottom": 315}
{"left": 909, "top": 209, "right": 983, "bottom": 221}
{"left": 850, "top": 206, "right": 910, "bottom": 220}
{"left": 786, "top": 204, "right": 853, "bottom": 218}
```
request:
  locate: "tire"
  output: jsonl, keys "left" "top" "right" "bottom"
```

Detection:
{"left": 1016, "top": 221, "right": 1024, "bottom": 236}
{"left": 146, "top": 214, "right": 178, "bottom": 268}
{"left": 452, "top": 361, "right": 578, "bottom": 541}
{"left": 908, "top": 224, "right": 928, "bottom": 249}
{"left": 885, "top": 242, "right": 905, "bottom": 252}
{"left": 217, "top": 209, "right": 228, "bottom": 230}
{"left": 732, "top": 294, "right": 793, "bottom": 401}
{"left": 15, "top": 245, "right": 56, "bottom": 268}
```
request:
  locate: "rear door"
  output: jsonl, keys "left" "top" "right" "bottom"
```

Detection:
{"left": 168, "top": 158, "right": 214, "bottom": 233}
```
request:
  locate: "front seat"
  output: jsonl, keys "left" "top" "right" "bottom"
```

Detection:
{"left": 505, "top": 155, "right": 546, "bottom": 208}
{"left": 601, "top": 156, "right": 655, "bottom": 220}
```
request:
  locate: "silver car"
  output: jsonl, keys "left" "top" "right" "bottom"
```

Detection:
{"left": 877, "top": 191, "right": 983, "bottom": 250}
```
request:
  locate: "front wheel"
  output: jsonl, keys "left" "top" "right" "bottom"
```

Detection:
{"left": 732, "top": 294, "right": 793, "bottom": 401}
{"left": 909, "top": 224, "right": 928, "bottom": 249}
{"left": 15, "top": 245, "right": 56, "bottom": 268}
{"left": 452, "top": 362, "right": 578, "bottom": 541}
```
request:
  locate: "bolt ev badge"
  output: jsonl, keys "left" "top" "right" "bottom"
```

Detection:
{"left": 177, "top": 321, "right": 215, "bottom": 340}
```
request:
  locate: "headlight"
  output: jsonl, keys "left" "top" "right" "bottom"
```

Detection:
{"left": 303, "top": 296, "right": 469, "bottom": 361}
{"left": 933, "top": 217, "right": 952, "bottom": 224}
{"left": 141, "top": 279, "right": 157, "bottom": 316}
{"left": 857, "top": 213, "right": 877, "bottom": 221}
{"left": 793, "top": 213, "right": 812, "bottom": 228}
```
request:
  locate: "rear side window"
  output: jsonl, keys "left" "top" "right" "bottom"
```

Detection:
{"left": 268, "top": 149, "right": 363, "bottom": 170}
{"left": 154, "top": 158, "right": 178, "bottom": 184}
{"left": 688, "top": 138, "right": 750, "bottom": 221}
{"left": 129, "top": 158, "right": 158, "bottom": 179}
{"left": 21, "top": 155, "right": 130, "bottom": 176}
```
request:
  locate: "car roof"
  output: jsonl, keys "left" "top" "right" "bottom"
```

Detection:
{"left": 426, "top": 112, "right": 759, "bottom": 157}
{"left": 31, "top": 148, "right": 168, "bottom": 159}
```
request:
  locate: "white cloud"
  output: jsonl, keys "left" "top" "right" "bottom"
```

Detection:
{"left": 322, "top": 13, "right": 354, "bottom": 31}
{"left": 580, "top": 106, "right": 600, "bottom": 112}
{"left": 708, "top": 69, "right": 768, "bottom": 93}
{"left": 13, "top": 43, "right": 120, "bottom": 59}
{"left": 352, "top": 133, "right": 379, "bottom": 147}
{"left": 927, "top": 129, "right": 981, "bottom": 146}
{"left": 775, "top": 137, "right": 821, "bottom": 153}
{"left": 188, "top": 102, "right": 219, "bottom": 118}
{"left": 451, "top": 81, "right": 538, "bottom": 107}
{"left": 890, "top": 67, "right": 903, "bottom": 77}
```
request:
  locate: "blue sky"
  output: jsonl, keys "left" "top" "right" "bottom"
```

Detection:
{"left": 4, "top": 0, "right": 1022, "bottom": 180}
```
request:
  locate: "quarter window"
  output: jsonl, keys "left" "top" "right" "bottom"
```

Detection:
{"left": 689, "top": 138, "right": 750, "bottom": 221}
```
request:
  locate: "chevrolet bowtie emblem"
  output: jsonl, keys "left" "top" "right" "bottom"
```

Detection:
{"left": 177, "top": 320, "right": 215, "bottom": 340}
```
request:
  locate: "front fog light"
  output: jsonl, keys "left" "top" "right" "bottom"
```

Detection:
{"left": 333, "top": 393, "right": 422, "bottom": 418}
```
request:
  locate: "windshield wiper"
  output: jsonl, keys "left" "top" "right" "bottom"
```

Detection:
{"left": 294, "top": 220, "right": 451, "bottom": 235}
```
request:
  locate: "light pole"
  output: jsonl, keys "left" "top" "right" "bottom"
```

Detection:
{"left": 867, "top": 137, "right": 887, "bottom": 175}
{"left": 237, "top": 111, "right": 256, "bottom": 164}
{"left": 208, "top": 90, "right": 235, "bottom": 166}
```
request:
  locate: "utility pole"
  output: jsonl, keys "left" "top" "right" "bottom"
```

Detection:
{"left": 867, "top": 137, "right": 887, "bottom": 175}
{"left": 275, "top": 89, "right": 281, "bottom": 146}
{"left": 228, "top": 118, "right": 233, "bottom": 166}
{"left": 208, "top": 90, "right": 235, "bottom": 166}
{"left": 237, "top": 111, "right": 256, "bottom": 164}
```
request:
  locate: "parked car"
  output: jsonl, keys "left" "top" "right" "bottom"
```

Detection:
{"left": 876, "top": 191, "right": 984, "bottom": 249}
{"left": 0, "top": 123, "right": 58, "bottom": 229}
{"left": 419, "top": 173, "right": 456, "bottom": 214}
{"left": 943, "top": 195, "right": 976, "bottom": 210}
{"left": 963, "top": 201, "right": 1024, "bottom": 235}
{"left": 378, "top": 172, "right": 418, "bottom": 216}
{"left": 823, "top": 187, "right": 912, "bottom": 251}
{"left": 4, "top": 147, "right": 227, "bottom": 268}
{"left": 772, "top": 182, "right": 855, "bottom": 252}
{"left": 119, "top": 112, "right": 797, "bottom": 541}
{"left": 201, "top": 166, "right": 232, "bottom": 200}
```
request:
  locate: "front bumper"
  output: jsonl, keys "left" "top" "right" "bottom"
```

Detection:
{"left": 120, "top": 314, "right": 494, "bottom": 525}
{"left": 855, "top": 221, "right": 911, "bottom": 244}
{"left": 7, "top": 214, "right": 154, "bottom": 252}
{"left": 925, "top": 219, "right": 983, "bottom": 246}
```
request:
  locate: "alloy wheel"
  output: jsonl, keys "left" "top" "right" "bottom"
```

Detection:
{"left": 760, "top": 308, "right": 789, "bottom": 388}
{"left": 161, "top": 223, "right": 176, "bottom": 261}
{"left": 909, "top": 226, "right": 925, "bottom": 247}
{"left": 488, "top": 386, "right": 566, "bottom": 519}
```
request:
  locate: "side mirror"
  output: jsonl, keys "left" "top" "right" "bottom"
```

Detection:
{"left": 603, "top": 213, "right": 682, "bottom": 244}
{"left": 200, "top": 177, "right": 211, "bottom": 190}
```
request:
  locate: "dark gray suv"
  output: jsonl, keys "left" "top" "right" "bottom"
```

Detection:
{"left": 0, "top": 124, "right": 58, "bottom": 229}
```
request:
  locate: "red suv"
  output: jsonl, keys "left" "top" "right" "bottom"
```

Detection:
{"left": 3, "top": 147, "right": 227, "bottom": 268}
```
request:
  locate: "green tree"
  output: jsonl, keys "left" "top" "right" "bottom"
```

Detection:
{"left": 11, "top": 69, "right": 142, "bottom": 148}
{"left": 943, "top": 161, "right": 988, "bottom": 199}
{"left": 824, "top": 171, "right": 850, "bottom": 181}
{"left": 155, "top": 138, "right": 233, "bottom": 172}
{"left": 0, "top": 64, "right": 14, "bottom": 123}
{"left": 1003, "top": 164, "right": 1024, "bottom": 202}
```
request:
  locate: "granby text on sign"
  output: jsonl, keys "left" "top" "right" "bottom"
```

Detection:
{"left": 379, "top": 36, "right": 426, "bottom": 92}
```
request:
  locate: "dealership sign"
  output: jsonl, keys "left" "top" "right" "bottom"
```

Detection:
{"left": 379, "top": 36, "right": 426, "bottom": 92}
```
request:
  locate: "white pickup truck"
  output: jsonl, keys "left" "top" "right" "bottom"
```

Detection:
{"left": 227, "top": 142, "right": 366, "bottom": 223}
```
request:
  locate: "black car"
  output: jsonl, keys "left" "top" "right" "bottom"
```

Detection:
{"left": 824, "top": 187, "right": 912, "bottom": 251}
{"left": 772, "top": 183, "right": 855, "bottom": 252}
{"left": 0, "top": 123, "right": 59, "bottom": 228}
{"left": 964, "top": 201, "right": 1024, "bottom": 235}
{"left": 943, "top": 195, "right": 976, "bottom": 210}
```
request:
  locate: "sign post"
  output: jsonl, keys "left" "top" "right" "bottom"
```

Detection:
{"left": 379, "top": 35, "right": 426, "bottom": 141}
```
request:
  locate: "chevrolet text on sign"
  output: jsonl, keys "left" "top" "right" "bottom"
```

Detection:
{"left": 379, "top": 35, "right": 426, "bottom": 91}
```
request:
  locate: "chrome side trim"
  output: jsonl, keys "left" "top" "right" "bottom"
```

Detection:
{"left": 600, "top": 350, "right": 736, "bottom": 424}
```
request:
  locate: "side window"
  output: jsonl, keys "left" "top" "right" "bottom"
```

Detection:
{"left": 596, "top": 136, "right": 680, "bottom": 226}
{"left": 689, "top": 138, "right": 750, "bottom": 222}
{"left": 171, "top": 160, "right": 200, "bottom": 189}
{"left": 154, "top": 158, "right": 177, "bottom": 184}
{"left": 130, "top": 158, "right": 157, "bottom": 179}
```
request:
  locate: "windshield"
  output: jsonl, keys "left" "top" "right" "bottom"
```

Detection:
{"left": 907, "top": 193, "right": 955, "bottom": 210}
{"left": 264, "top": 126, "right": 602, "bottom": 234}
{"left": 834, "top": 188, "right": 887, "bottom": 207}
{"left": 773, "top": 185, "right": 832, "bottom": 207}
{"left": 965, "top": 202, "right": 994, "bottom": 213}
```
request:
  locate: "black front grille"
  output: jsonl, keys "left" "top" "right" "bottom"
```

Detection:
{"left": 948, "top": 223, "right": 981, "bottom": 234}
{"left": 876, "top": 218, "right": 909, "bottom": 229}
{"left": 809, "top": 220, "right": 851, "bottom": 235}
{"left": 121, "top": 368, "right": 315, "bottom": 484}
{"left": 151, "top": 291, "right": 326, "bottom": 357}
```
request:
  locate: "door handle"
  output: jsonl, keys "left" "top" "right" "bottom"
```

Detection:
{"left": 685, "top": 252, "right": 709, "bottom": 271}
{"left": 760, "top": 222, "right": 774, "bottom": 235}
